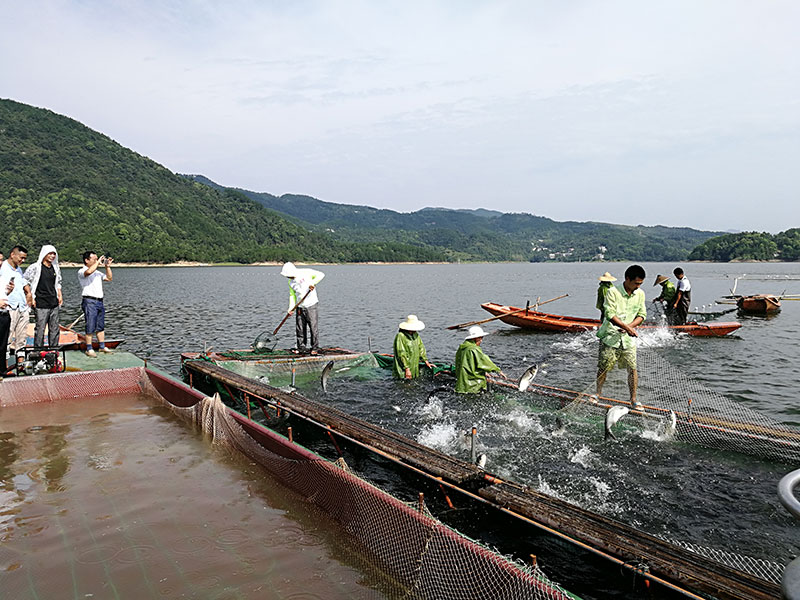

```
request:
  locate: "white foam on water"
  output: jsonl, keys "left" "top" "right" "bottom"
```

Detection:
{"left": 637, "top": 327, "right": 681, "bottom": 348}
{"left": 417, "top": 397, "right": 443, "bottom": 420}
{"left": 568, "top": 444, "right": 595, "bottom": 468}
{"left": 497, "top": 407, "right": 543, "bottom": 433}
{"left": 416, "top": 421, "right": 459, "bottom": 452}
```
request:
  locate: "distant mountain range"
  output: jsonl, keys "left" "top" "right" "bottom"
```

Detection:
{"left": 184, "top": 174, "right": 722, "bottom": 262}
{"left": 1, "top": 97, "right": 730, "bottom": 263}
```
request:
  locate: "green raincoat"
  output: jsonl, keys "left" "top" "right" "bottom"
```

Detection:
{"left": 392, "top": 330, "right": 428, "bottom": 379}
{"left": 596, "top": 281, "right": 614, "bottom": 320}
{"left": 454, "top": 340, "right": 500, "bottom": 394}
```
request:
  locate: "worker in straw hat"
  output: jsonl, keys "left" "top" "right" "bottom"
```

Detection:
{"left": 392, "top": 315, "right": 433, "bottom": 379}
{"left": 454, "top": 325, "right": 507, "bottom": 394}
{"left": 653, "top": 274, "right": 677, "bottom": 324}
{"left": 596, "top": 272, "right": 617, "bottom": 321}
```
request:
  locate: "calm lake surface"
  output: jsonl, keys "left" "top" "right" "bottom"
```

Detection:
{"left": 54, "top": 262, "right": 800, "bottom": 591}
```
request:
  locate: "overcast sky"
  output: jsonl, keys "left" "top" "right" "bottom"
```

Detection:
{"left": 2, "top": 1, "right": 798, "bottom": 233}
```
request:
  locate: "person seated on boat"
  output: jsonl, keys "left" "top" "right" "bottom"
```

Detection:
{"left": 672, "top": 267, "right": 691, "bottom": 325}
{"left": 652, "top": 274, "right": 677, "bottom": 324}
{"left": 392, "top": 315, "right": 433, "bottom": 379}
{"left": 596, "top": 264, "right": 646, "bottom": 410}
{"left": 454, "top": 326, "right": 507, "bottom": 394}
{"left": 596, "top": 272, "right": 617, "bottom": 321}
{"left": 281, "top": 262, "right": 325, "bottom": 355}
{"left": 23, "top": 244, "right": 63, "bottom": 348}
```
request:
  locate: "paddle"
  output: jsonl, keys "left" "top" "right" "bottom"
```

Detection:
{"left": 446, "top": 294, "right": 568, "bottom": 330}
{"left": 273, "top": 288, "right": 315, "bottom": 335}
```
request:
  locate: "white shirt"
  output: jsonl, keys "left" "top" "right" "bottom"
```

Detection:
{"left": 78, "top": 266, "right": 108, "bottom": 298}
{"left": 288, "top": 268, "right": 325, "bottom": 309}
{"left": 677, "top": 277, "right": 691, "bottom": 292}
{"left": 0, "top": 273, "right": 9, "bottom": 312}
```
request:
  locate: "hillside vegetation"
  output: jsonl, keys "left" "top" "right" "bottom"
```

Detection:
{"left": 189, "top": 175, "right": 721, "bottom": 262}
{"left": 0, "top": 99, "right": 444, "bottom": 263}
{"left": 2, "top": 97, "right": 725, "bottom": 263}
{"left": 688, "top": 229, "right": 800, "bottom": 261}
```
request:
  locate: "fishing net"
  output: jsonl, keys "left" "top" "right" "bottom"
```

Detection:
{"left": 519, "top": 340, "right": 796, "bottom": 586}
{"left": 529, "top": 343, "right": 800, "bottom": 464}
{"left": 154, "top": 388, "right": 577, "bottom": 600}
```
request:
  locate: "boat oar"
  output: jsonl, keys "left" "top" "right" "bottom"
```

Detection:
{"left": 273, "top": 288, "right": 315, "bottom": 335}
{"left": 446, "top": 294, "right": 568, "bottom": 330}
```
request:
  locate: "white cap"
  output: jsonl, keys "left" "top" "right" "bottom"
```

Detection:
{"left": 280, "top": 262, "right": 298, "bottom": 277}
{"left": 465, "top": 325, "right": 487, "bottom": 340}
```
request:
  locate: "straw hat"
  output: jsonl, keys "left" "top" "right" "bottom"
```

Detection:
{"left": 280, "top": 262, "right": 298, "bottom": 277}
{"left": 653, "top": 274, "right": 670, "bottom": 286}
{"left": 399, "top": 315, "right": 425, "bottom": 331}
{"left": 465, "top": 325, "right": 487, "bottom": 340}
{"left": 598, "top": 272, "right": 617, "bottom": 282}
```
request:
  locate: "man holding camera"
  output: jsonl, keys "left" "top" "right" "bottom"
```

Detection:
{"left": 78, "top": 251, "right": 113, "bottom": 357}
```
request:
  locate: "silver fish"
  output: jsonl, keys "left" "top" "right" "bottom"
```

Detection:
{"left": 321, "top": 360, "right": 334, "bottom": 392}
{"left": 517, "top": 364, "right": 539, "bottom": 392}
{"left": 664, "top": 410, "right": 677, "bottom": 438}
{"left": 604, "top": 405, "right": 630, "bottom": 440}
{"left": 475, "top": 453, "right": 487, "bottom": 469}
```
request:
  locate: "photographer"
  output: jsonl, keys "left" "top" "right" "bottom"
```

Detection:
{"left": 77, "top": 251, "right": 113, "bottom": 357}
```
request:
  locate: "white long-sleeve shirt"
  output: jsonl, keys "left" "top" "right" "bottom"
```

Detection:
{"left": 288, "top": 268, "right": 325, "bottom": 309}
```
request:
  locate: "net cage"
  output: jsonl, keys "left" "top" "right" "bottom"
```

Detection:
{"left": 1, "top": 368, "right": 577, "bottom": 600}
{"left": 526, "top": 344, "right": 800, "bottom": 464}
{"left": 518, "top": 342, "right": 795, "bottom": 585}
{"left": 142, "top": 381, "right": 578, "bottom": 600}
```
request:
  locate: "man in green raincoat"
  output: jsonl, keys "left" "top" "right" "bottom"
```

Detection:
{"left": 653, "top": 274, "right": 677, "bottom": 324}
{"left": 393, "top": 315, "right": 433, "bottom": 379}
{"left": 454, "top": 326, "right": 507, "bottom": 393}
{"left": 596, "top": 272, "right": 617, "bottom": 321}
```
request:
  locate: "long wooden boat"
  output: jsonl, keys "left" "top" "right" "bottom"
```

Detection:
{"left": 737, "top": 294, "right": 781, "bottom": 315}
{"left": 481, "top": 302, "right": 742, "bottom": 337}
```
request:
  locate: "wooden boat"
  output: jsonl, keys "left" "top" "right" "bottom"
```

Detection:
{"left": 23, "top": 323, "right": 125, "bottom": 351}
{"left": 481, "top": 302, "right": 742, "bottom": 337}
{"left": 737, "top": 294, "right": 781, "bottom": 315}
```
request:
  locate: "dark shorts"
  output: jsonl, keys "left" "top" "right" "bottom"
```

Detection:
{"left": 82, "top": 297, "right": 105, "bottom": 334}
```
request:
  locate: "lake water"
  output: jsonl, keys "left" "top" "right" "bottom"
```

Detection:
{"left": 55, "top": 262, "right": 800, "bottom": 588}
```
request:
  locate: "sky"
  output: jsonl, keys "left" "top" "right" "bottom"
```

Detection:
{"left": 2, "top": 1, "right": 799, "bottom": 233}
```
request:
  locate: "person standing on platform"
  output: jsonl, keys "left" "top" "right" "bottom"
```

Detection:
{"left": 78, "top": 251, "right": 113, "bottom": 357}
{"left": 392, "top": 315, "right": 433, "bottom": 379}
{"left": 0, "top": 246, "right": 32, "bottom": 355}
{"left": 280, "top": 262, "right": 325, "bottom": 355}
{"left": 454, "top": 326, "right": 507, "bottom": 394}
{"left": 653, "top": 274, "right": 677, "bottom": 324}
{"left": 672, "top": 267, "right": 691, "bottom": 325}
{"left": 0, "top": 273, "right": 13, "bottom": 377}
{"left": 596, "top": 264, "right": 647, "bottom": 410}
{"left": 596, "top": 272, "right": 617, "bottom": 321}
{"left": 23, "top": 244, "right": 63, "bottom": 347}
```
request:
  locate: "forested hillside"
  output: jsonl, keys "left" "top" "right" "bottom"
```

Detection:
{"left": 0, "top": 99, "right": 445, "bottom": 263}
{"left": 187, "top": 175, "right": 721, "bottom": 262}
{"left": 688, "top": 229, "right": 800, "bottom": 261}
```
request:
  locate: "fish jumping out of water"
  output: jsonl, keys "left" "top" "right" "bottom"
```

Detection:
{"left": 475, "top": 453, "right": 487, "bottom": 469}
{"left": 518, "top": 364, "right": 539, "bottom": 392}
{"left": 664, "top": 410, "right": 677, "bottom": 439}
{"left": 320, "top": 360, "right": 334, "bottom": 392}
{"left": 604, "top": 406, "right": 630, "bottom": 440}
{"left": 552, "top": 416, "right": 567, "bottom": 437}
{"left": 426, "top": 387, "right": 450, "bottom": 403}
